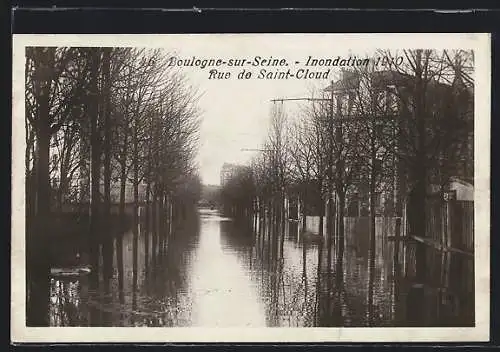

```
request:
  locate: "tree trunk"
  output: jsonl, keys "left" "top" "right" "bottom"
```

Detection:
{"left": 327, "top": 196, "right": 334, "bottom": 247}
{"left": 318, "top": 180, "right": 324, "bottom": 236}
{"left": 119, "top": 161, "right": 127, "bottom": 223}
{"left": 367, "top": 247, "right": 375, "bottom": 325}
{"left": 156, "top": 184, "right": 163, "bottom": 253}
{"left": 78, "top": 120, "right": 89, "bottom": 205}
{"left": 369, "top": 145, "right": 377, "bottom": 268}
{"left": 318, "top": 204, "right": 324, "bottom": 237}
{"left": 27, "top": 48, "right": 53, "bottom": 326}
{"left": 337, "top": 191, "right": 346, "bottom": 264}
{"left": 166, "top": 192, "right": 172, "bottom": 244}
{"left": 413, "top": 176, "right": 427, "bottom": 282}
{"left": 144, "top": 181, "right": 151, "bottom": 274}
{"left": 130, "top": 112, "right": 140, "bottom": 309}
{"left": 118, "top": 127, "right": 128, "bottom": 230}
{"left": 301, "top": 190, "right": 307, "bottom": 231}
{"left": 57, "top": 126, "right": 76, "bottom": 211}
{"left": 89, "top": 48, "right": 101, "bottom": 287}
{"left": 102, "top": 48, "right": 113, "bottom": 281}
{"left": 132, "top": 113, "right": 140, "bottom": 270}
{"left": 151, "top": 185, "right": 158, "bottom": 264}
{"left": 369, "top": 172, "right": 376, "bottom": 265}
{"left": 413, "top": 50, "right": 428, "bottom": 283}
{"left": 116, "top": 229, "right": 124, "bottom": 292}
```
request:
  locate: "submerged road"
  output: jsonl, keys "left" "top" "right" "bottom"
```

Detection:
{"left": 189, "top": 209, "right": 266, "bottom": 326}
{"left": 48, "top": 208, "right": 474, "bottom": 327}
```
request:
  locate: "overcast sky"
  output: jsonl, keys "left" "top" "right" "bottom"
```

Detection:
{"left": 14, "top": 33, "right": 483, "bottom": 186}
{"left": 159, "top": 34, "right": 478, "bottom": 185}
{"left": 170, "top": 35, "right": 371, "bottom": 185}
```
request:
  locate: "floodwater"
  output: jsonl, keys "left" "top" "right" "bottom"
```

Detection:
{"left": 48, "top": 208, "right": 475, "bottom": 327}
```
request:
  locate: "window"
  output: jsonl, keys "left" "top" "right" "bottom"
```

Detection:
{"left": 347, "top": 92, "right": 355, "bottom": 115}
{"left": 387, "top": 91, "right": 399, "bottom": 113}
{"left": 336, "top": 93, "right": 352, "bottom": 117}
{"left": 406, "top": 96, "right": 415, "bottom": 112}
{"left": 376, "top": 90, "right": 387, "bottom": 112}
{"left": 375, "top": 192, "right": 382, "bottom": 210}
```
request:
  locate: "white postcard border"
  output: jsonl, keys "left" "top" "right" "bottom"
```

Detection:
{"left": 11, "top": 33, "right": 491, "bottom": 343}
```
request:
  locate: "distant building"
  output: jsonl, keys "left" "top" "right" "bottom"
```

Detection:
{"left": 100, "top": 182, "right": 148, "bottom": 203}
{"left": 220, "top": 163, "right": 247, "bottom": 186}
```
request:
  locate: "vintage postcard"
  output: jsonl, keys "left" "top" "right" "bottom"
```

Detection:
{"left": 11, "top": 33, "right": 490, "bottom": 343}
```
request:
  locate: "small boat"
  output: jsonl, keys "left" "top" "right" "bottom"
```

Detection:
{"left": 301, "top": 231, "right": 324, "bottom": 243}
{"left": 50, "top": 265, "right": 92, "bottom": 278}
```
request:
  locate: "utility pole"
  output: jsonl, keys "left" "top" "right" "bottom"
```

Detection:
{"left": 270, "top": 95, "right": 334, "bottom": 237}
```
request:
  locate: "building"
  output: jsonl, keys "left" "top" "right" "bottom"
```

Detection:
{"left": 323, "top": 68, "right": 474, "bottom": 216}
{"left": 220, "top": 163, "right": 247, "bottom": 187}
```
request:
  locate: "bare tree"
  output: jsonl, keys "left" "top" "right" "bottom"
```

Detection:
{"left": 336, "top": 65, "right": 402, "bottom": 270}
{"left": 25, "top": 46, "right": 203, "bottom": 325}
{"left": 265, "top": 102, "right": 291, "bottom": 227}
{"left": 379, "top": 49, "right": 474, "bottom": 280}
{"left": 288, "top": 115, "right": 317, "bottom": 231}
{"left": 25, "top": 47, "right": 91, "bottom": 325}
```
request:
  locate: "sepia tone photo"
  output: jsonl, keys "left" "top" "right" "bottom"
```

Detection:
{"left": 11, "top": 34, "right": 490, "bottom": 342}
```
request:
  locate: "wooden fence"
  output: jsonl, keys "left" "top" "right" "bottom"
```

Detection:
{"left": 423, "top": 195, "right": 474, "bottom": 255}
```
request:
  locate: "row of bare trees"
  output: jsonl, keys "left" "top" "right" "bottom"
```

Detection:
{"left": 25, "top": 47, "right": 201, "bottom": 325}
{"left": 222, "top": 49, "right": 473, "bottom": 278}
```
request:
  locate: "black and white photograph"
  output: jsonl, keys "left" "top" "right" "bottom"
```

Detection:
{"left": 11, "top": 33, "right": 490, "bottom": 342}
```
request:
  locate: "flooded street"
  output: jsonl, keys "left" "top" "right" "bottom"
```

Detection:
{"left": 19, "top": 43, "right": 481, "bottom": 344}
{"left": 49, "top": 208, "right": 474, "bottom": 327}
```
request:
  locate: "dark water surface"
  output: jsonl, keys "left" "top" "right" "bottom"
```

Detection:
{"left": 48, "top": 208, "right": 474, "bottom": 327}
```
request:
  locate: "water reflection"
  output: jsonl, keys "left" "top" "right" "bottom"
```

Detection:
{"left": 190, "top": 211, "right": 266, "bottom": 326}
{"left": 49, "top": 209, "right": 474, "bottom": 327}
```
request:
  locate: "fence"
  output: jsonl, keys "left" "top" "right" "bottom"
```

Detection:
{"left": 278, "top": 189, "right": 474, "bottom": 257}
{"left": 422, "top": 195, "right": 474, "bottom": 255}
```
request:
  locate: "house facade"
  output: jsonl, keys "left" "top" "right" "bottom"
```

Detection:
{"left": 220, "top": 163, "right": 248, "bottom": 187}
{"left": 324, "top": 68, "right": 473, "bottom": 217}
